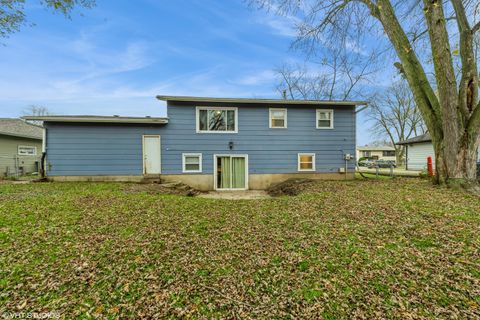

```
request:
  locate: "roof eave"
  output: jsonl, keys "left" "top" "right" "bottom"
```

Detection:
{"left": 0, "top": 131, "right": 43, "bottom": 140}
{"left": 22, "top": 116, "right": 169, "bottom": 125}
{"left": 357, "top": 147, "right": 396, "bottom": 151}
{"left": 396, "top": 139, "right": 432, "bottom": 145}
{"left": 156, "top": 95, "right": 368, "bottom": 106}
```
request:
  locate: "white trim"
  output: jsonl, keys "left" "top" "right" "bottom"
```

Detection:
{"left": 182, "top": 153, "right": 202, "bottom": 173}
{"left": 213, "top": 154, "right": 249, "bottom": 191}
{"left": 298, "top": 153, "right": 316, "bottom": 172}
{"left": 316, "top": 109, "right": 334, "bottom": 129}
{"left": 142, "top": 135, "right": 161, "bottom": 175}
{"left": 196, "top": 106, "right": 238, "bottom": 134}
{"left": 157, "top": 95, "right": 368, "bottom": 106}
{"left": 269, "top": 108, "right": 287, "bottom": 128}
{"left": 18, "top": 145, "right": 37, "bottom": 156}
{"left": 22, "top": 116, "right": 168, "bottom": 124}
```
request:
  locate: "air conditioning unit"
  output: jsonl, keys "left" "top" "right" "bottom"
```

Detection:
{"left": 339, "top": 167, "right": 346, "bottom": 173}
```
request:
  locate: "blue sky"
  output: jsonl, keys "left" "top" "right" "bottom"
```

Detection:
{"left": 0, "top": 0, "right": 381, "bottom": 144}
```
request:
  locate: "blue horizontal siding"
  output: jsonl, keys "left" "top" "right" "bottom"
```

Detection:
{"left": 45, "top": 103, "right": 356, "bottom": 176}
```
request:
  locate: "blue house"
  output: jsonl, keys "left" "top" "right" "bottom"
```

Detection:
{"left": 24, "top": 96, "right": 364, "bottom": 190}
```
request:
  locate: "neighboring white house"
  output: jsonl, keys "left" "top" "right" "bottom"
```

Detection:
{"left": 356, "top": 145, "right": 396, "bottom": 162}
{"left": 397, "top": 133, "right": 480, "bottom": 171}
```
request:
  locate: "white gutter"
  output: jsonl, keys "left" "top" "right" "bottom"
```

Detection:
{"left": 156, "top": 95, "right": 368, "bottom": 106}
{"left": 22, "top": 116, "right": 169, "bottom": 124}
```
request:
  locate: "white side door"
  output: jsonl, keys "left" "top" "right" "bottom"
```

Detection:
{"left": 143, "top": 135, "right": 161, "bottom": 174}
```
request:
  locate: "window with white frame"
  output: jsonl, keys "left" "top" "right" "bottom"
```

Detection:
{"left": 182, "top": 153, "right": 202, "bottom": 173}
{"left": 316, "top": 109, "right": 334, "bottom": 129}
{"left": 298, "top": 153, "right": 315, "bottom": 171}
{"left": 197, "top": 107, "right": 237, "bottom": 133}
{"left": 18, "top": 145, "right": 37, "bottom": 156}
{"left": 269, "top": 108, "right": 287, "bottom": 128}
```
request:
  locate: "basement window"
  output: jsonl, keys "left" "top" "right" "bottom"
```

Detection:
{"left": 182, "top": 153, "right": 202, "bottom": 173}
{"left": 298, "top": 153, "right": 315, "bottom": 171}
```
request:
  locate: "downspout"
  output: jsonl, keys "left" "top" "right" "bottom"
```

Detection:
{"left": 41, "top": 126, "right": 47, "bottom": 178}
{"left": 345, "top": 157, "right": 348, "bottom": 180}
{"left": 40, "top": 152, "right": 46, "bottom": 178}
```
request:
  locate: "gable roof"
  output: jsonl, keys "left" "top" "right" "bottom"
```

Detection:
{"left": 357, "top": 145, "right": 395, "bottom": 151}
{"left": 22, "top": 115, "right": 168, "bottom": 125}
{"left": 156, "top": 95, "right": 367, "bottom": 106}
{"left": 0, "top": 118, "right": 43, "bottom": 140}
{"left": 396, "top": 133, "right": 431, "bottom": 145}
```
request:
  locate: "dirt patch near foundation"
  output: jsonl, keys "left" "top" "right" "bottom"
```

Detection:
{"left": 123, "top": 181, "right": 202, "bottom": 196}
{"left": 0, "top": 179, "right": 30, "bottom": 185}
{"left": 266, "top": 178, "right": 316, "bottom": 196}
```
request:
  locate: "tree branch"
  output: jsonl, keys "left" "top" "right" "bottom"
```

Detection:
{"left": 472, "top": 22, "right": 480, "bottom": 34}
{"left": 467, "top": 100, "right": 480, "bottom": 136}
{"left": 373, "top": 0, "right": 442, "bottom": 137}
{"left": 451, "top": 0, "right": 479, "bottom": 123}
{"left": 408, "top": 16, "right": 457, "bottom": 44}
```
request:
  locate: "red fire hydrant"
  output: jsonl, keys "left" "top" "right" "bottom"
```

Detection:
{"left": 427, "top": 156, "right": 434, "bottom": 177}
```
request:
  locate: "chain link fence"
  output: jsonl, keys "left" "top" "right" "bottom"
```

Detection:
{"left": 358, "top": 160, "right": 480, "bottom": 179}
{"left": 0, "top": 154, "right": 42, "bottom": 178}
{"left": 357, "top": 160, "right": 432, "bottom": 179}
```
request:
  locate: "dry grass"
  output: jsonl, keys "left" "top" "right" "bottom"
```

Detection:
{"left": 0, "top": 179, "right": 479, "bottom": 319}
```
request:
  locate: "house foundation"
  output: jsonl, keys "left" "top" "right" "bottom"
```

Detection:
{"left": 48, "top": 172, "right": 354, "bottom": 190}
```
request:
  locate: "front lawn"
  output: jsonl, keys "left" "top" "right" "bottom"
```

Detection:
{"left": 0, "top": 179, "right": 479, "bottom": 319}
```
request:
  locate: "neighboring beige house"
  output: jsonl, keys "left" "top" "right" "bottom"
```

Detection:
{"left": 0, "top": 119, "right": 43, "bottom": 177}
{"left": 356, "top": 145, "right": 396, "bottom": 162}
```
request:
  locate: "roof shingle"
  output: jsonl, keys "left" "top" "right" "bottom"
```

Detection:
{"left": 396, "top": 133, "right": 431, "bottom": 145}
{"left": 357, "top": 145, "right": 395, "bottom": 151}
{"left": 0, "top": 119, "right": 43, "bottom": 140}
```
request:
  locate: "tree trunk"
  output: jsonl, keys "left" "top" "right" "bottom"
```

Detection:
{"left": 432, "top": 131, "right": 479, "bottom": 184}
{"left": 370, "top": 0, "right": 479, "bottom": 185}
{"left": 395, "top": 146, "right": 405, "bottom": 167}
{"left": 264, "top": 0, "right": 480, "bottom": 185}
{"left": 433, "top": 141, "right": 446, "bottom": 184}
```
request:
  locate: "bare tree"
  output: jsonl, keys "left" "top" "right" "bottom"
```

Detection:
{"left": 22, "top": 105, "right": 51, "bottom": 126}
{"left": 369, "top": 139, "right": 394, "bottom": 147}
{"left": 276, "top": 63, "right": 331, "bottom": 100}
{"left": 368, "top": 79, "right": 426, "bottom": 165}
{"left": 253, "top": 0, "right": 480, "bottom": 185}
{"left": 275, "top": 30, "right": 379, "bottom": 101}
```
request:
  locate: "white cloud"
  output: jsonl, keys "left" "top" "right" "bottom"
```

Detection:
{"left": 232, "top": 70, "right": 277, "bottom": 86}
{"left": 65, "top": 32, "right": 155, "bottom": 81}
{"left": 345, "top": 39, "right": 368, "bottom": 56}
{"left": 0, "top": 2, "right": 296, "bottom": 118}
{"left": 261, "top": 15, "right": 298, "bottom": 37}
{"left": 0, "top": 22, "right": 159, "bottom": 104}
{"left": 0, "top": 59, "right": 278, "bottom": 118}
{"left": 252, "top": 2, "right": 302, "bottom": 38}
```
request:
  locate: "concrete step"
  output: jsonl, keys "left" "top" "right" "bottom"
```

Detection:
{"left": 142, "top": 175, "right": 161, "bottom": 184}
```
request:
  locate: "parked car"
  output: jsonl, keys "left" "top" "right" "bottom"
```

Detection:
{"left": 358, "top": 159, "right": 375, "bottom": 167}
{"left": 368, "top": 160, "right": 396, "bottom": 168}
